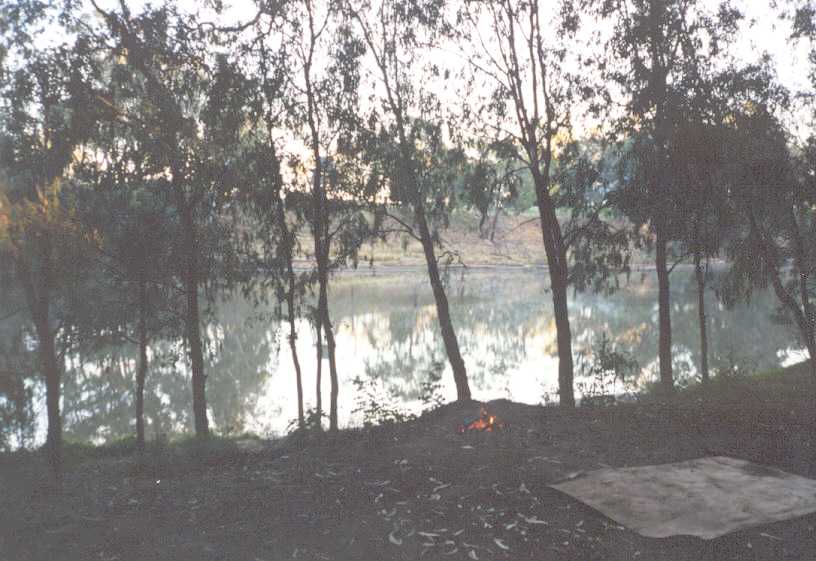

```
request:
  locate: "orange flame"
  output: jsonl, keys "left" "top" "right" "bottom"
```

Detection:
{"left": 458, "top": 406, "right": 504, "bottom": 433}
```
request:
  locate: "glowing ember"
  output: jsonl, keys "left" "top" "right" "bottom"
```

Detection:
{"left": 457, "top": 405, "right": 504, "bottom": 433}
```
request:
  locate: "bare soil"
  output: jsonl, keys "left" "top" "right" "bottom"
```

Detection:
{"left": 2, "top": 395, "right": 816, "bottom": 561}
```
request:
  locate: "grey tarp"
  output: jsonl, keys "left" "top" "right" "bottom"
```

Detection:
{"left": 550, "top": 456, "right": 816, "bottom": 539}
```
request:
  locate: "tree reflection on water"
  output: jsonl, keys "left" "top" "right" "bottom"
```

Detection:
{"left": 0, "top": 268, "right": 799, "bottom": 448}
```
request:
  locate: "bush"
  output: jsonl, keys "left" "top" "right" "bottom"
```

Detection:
{"left": 576, "top": 333, "right": 639, "bottom": 405}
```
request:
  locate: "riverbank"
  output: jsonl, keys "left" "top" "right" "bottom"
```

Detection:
{"left": 295, "top": 211, "right": 663, "bottom": 269}
{"left": 1, "top": 363, "right": 814, "bottom": 561}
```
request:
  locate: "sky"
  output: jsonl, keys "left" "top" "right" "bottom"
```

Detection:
{"left": 30, "top": 0, "right": 815, "bottom": 146}
{"left": 59, "top": 0, "right": 812, "bottom": 91}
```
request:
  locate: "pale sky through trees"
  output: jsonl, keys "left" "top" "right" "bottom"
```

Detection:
{"left": 55, "top": 0, "right": 812, "bottom": 97}
{"left": 32, "top": 0, "right": 814, "bottom": 150}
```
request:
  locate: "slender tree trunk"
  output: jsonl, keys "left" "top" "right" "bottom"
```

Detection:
{"left": 362, "top": 19, "right": 472, "bottom": 402}
{"left": 288, "top": 312, "right": 305, "bottom": 429}
{"left": 37, "top": 317, "right": 62, "bottom": 471}
{"left": 805, "top": 337, "right": 816, "bottom": 383}
{"left": 694, "top": 251, "right": 709, "bottom": 383}
{"left": 645, "top": 0, "right": 673, "bottom": 397}
{"left": 301, "top": 5, "right": 336, "bottom": 431}
{"left": 136, "top": 279, "right": 148, "bottom": 450}
{"left": 17, "top": 250, "right": 62, "bottom": 470}
{"left": 311, "top": 166, "right": 326, "bottom": 431}
{"left": 788, "top": 207, "right": 816, "bottom": 387}
{"left": 478, "top": 210, "right": 488, "bottom": 239}
{"left": 799, "top": 293, "right": 816, "bottom": 390}
{"left": 314, "top": 317, "right": 323, "bottom": 429}
{"left": 314, "top": 184, "right": 339, "bottom": 432}
{"left": 319, "top": 282, "right": 339, "bottom": 432}
{"left": 747, "top": 206, "right": 816, "bottom": 387}
{"left": 313, "top": 188, "right": 339, "bottom": 431}
{"left": 551, "top": 274, "right": 574, "bottom": 406}
{"left": 655, "top": 226, "right": 674, "bottom": 396}
{"left": 415, "top": 206, "right": 472, "bottom": 401}
{"left": 179, "top": 200, "right": 209, "bottom": 437}
{"left": 531, "top": 173, "right": 575, "bottom": 407}
{"left": 489, "top": 203, "right": 501, "bottom": 242}
{"left": 277, "top": 200, "right": 305, "bottom": 428}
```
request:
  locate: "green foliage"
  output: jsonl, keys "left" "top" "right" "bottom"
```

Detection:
{"left": 576, "top": 333, "right": 639, "bottom": 402}
{"left": 351, "top": 375, "right": 416, "bottom": 427}
{"left": 417, "top": 360, "right": 445, "bottom": 411}
{"left": 459, "top": 142, "right": 524, "bottom": 236}
{"left": 286, "top": 407, "right": 328, "bottom": 435}
{"left": 555, "top": 138, "right": 633, "bottom": 294}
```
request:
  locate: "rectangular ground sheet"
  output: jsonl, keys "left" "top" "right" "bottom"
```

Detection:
{"left": 550, "top": 456, "right": 816, "bottom": 539}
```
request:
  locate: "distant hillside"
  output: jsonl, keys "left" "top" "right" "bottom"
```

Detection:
{"left": 294, "top": 210, "right": 649, "bottom": 269}
{"left": 358, "top": 211, "right": 549, "bottom": 267}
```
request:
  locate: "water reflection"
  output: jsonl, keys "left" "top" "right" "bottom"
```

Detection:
{"left": 3, "top": 268, "right": 804, "bottom": 446}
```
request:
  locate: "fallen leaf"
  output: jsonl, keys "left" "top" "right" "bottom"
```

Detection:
{"left": 519, "top": 514, "right": 548, "bottom": 525}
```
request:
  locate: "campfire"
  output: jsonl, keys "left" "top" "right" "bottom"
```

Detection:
{"left": 457, "top": 405, "right": 504, "bottom": 433}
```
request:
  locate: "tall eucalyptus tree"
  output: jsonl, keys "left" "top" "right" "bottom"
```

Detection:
{"left": 460, "top": 0, "right": 630, "bottom": 405}
{"left": 85, "top": 1, "right": 253, "bottom": 436}
{"left": 72, "top": 138, "right": 182, "bottom": 449}
{"left": 597, "top": 0, "right": 742, "bottom": 395}
{"left": 721, "top": 101, "right": 816, "bottom": 384}
{"left": 0, "top": 35, "right": 97, "bottom": 468}
{"left": 266, "top": 0, "right": 375, "bottom": 430}
{"left": 345, "top": 0, "right": 473, "bottom": 402}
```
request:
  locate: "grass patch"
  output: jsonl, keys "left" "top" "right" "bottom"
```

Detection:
{"left": 56, "top": 432, "right": 264, "bottom": 474}
{"left": 636, "top": 360, "right": 814, "bottom": 408}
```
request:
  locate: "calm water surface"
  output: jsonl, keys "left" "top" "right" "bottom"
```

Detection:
{"left": 42, "top": 268, "right": 806, "bottom": 444}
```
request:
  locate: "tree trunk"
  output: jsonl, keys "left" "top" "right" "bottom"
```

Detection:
{"left": 478, "top": 210, "right": 488, "bottom": 239}
{"left": 17, "top": 251, "right": 62, "bottom": 470}
{"left": 531, "top": 173, "right": 575, "bottom": 407}
{"left": 288, "top": 316, "right": 305, "bottom": 429}
{"left": 550, "top": 273, "right": 575, "bottom": 407}
{"left": 319, "top": 282, "right": 339, "bottom": 432}
{"left": 415, "top": 206, "right": 472, "bottom": 401}
{"left": 655, "top": 226, "right": 674, "bottom": 396}
{"left": 694, "top": 251, "right": 709, "bottom": 383}
{"left": 30, "top": 301, "right": 62, "bottom": 470}
{"left": 136, "top": 279, "right": 148, "bottom": 450}
{"left": 277, "top": 200, "right": 305, "bottom": 428}
{"left": 806, "top": 338, "right": 816, "bottom": 384}
{"left": 369, "top": 31, "right": 471, "bottom": 402}
{"left": 313, "top": 168, "right": 339, "bottom": 432}
{"left": 787, "top": 206, "right": 816, "bottom": 388}
{"left": 314, "top": 314, "right": 323, "bottom": 430}
{"left": 179, "top": 201, "right": 209, "bottom": 437}
{"left": 37, "top": 319, "right": 62, "bottom": 471}
{"left": 311, "top": 168, "right": 325, "bottom": 432}
{"left": 747, "top": 206, "right": 816, "bottom": 388}
{"left": 489, "top": 203, "right": 501, "bottom": 242}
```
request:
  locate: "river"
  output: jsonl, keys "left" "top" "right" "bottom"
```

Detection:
{"left": 10, "top": 267, "right": 808, "bottom": 446}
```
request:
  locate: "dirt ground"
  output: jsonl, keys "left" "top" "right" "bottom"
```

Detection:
{"left": 2, "top": 395, "right": 816, "bottom": 561}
